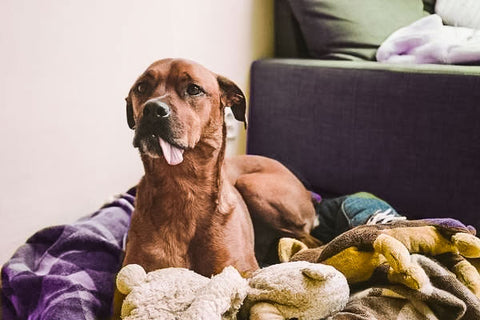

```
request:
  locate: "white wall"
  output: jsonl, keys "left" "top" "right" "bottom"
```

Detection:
{"left": 0, "top": 0, "right": 273, "bottom": 265}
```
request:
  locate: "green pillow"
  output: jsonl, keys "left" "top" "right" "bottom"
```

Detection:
{"left": 288, "top": 0, "right": 426, "bottom": 61}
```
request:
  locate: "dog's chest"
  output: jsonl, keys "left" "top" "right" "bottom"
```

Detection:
{"left": 127, "top": 185, "right": 220, "bottom": 268}
{"left": 126, "top": 209, "right": 196, "bottom": 270}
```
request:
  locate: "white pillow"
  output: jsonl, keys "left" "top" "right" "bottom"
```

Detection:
{"left": 435, "top": 0, "right": 480, "bottom": 28}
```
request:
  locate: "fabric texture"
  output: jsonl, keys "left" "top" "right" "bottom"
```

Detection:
{"left": 286, "top": 219, "right": 480, "bottom": 319}
{"left": 377, "top": 14, "right": 480, "bottom": 65}
{"left": 1, "top": 189, "right": 135, "bottom": 320}
{"left": 287, "top": 0, "right": 426, "bottom": 60}
{"left": 332, "top": 254, "right": 480, "bottom": 320}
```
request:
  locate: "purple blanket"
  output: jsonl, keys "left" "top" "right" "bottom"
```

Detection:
{"left": 1, "top": 189, "right": 135, "bottom": 320}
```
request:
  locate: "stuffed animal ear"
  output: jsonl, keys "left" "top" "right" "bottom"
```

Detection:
{"left": 278, "top": 238, "right": 308, "bottom": 262}
{"left": 301, "top": 268, "right": 328, "bottom": 281}
{"left": 116, "top": 264, "right": 146, "bottom": 295}
{"left": 217, "top": 75, "right": 247, "bottom": 128}
{"left": 126, "top": 97, "right": 136, "bottom": 130}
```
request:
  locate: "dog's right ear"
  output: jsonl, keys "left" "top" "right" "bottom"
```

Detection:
{"left": 126, "top": 96, "right": 135, "bottom": 130}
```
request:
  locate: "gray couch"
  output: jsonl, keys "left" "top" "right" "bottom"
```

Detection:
{"left": 247, "top": 0, "right": 480, "bottom": 229}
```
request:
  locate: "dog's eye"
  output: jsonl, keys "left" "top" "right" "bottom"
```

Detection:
{"left": 186, "top": 84, "right": 204, "bottom": 96}
{"left": 135, "top": 82, "right": 148, "bottom": 94}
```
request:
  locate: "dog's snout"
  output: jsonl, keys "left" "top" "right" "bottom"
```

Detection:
{"left": 143, "top": 100, "right": 171, "bottom": 119}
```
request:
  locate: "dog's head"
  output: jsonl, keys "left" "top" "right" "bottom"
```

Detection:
{"left": 126, "top": 58, "right": 246, "bottom": 165}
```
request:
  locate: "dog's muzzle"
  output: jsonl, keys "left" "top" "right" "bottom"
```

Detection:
{"left": 133, "top": 99, "right": 184, "bottom": 165}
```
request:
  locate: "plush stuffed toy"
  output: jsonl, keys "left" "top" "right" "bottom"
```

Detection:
{"left": 117, "top": 261, "right": 349, "bottom": 320}
{"left": 240, "top": 261, "right": 349, "bottom": 320}
{"left": 279, "top": 218, "right": 480, "bottom": 297}
{"left": 116, "top": 264, "right": 248, "bottom": 320}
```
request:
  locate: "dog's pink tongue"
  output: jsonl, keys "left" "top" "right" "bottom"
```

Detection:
{"left": 158, "top": 137, "right": 184, "bottom": 165}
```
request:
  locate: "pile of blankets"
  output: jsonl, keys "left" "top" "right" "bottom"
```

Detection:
{"left": 333, "top": 254, "right": 480, "bottom": 319}
{"left": 2, "top": 189, "right": 480, "bottom": 319}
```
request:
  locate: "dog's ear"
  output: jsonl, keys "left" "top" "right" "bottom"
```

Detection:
{"left": 126, "top": 96, "right": 135, "bottom": 130}
{"left": 217, "top": 75, "right": 247, "bottom": 128}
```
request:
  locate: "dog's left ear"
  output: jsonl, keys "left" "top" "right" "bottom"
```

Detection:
{"left": 217, "top": 75, "right": 247, "bottom": 128}
{"left": 126, "top": 96, "right": 135, "bottom": 130}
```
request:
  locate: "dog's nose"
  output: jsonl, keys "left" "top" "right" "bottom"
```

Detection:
{"left": 143, "top": 100, "right": 170, "bottom": 119}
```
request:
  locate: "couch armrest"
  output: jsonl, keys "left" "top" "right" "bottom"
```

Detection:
{"left": 247, "top": 59, "right": 480, "bottom": 227}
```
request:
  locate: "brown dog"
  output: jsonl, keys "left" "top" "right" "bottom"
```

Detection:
{"left": 113, "top": 58, "right": 319, "bottom": 316}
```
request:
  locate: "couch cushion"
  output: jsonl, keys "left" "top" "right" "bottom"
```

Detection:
{"left": 287, "top": 0, "right": 426, "bottom": 60}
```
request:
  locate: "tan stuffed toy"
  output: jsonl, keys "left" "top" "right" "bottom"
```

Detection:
{"left": 279, "top": 218, "right": 480, "bottom": 297}
{"left": 240, "top": 261, "right": 349, "bottom": 320}
{"left": 116, "top": 264, "right": 247, "bottom": 320}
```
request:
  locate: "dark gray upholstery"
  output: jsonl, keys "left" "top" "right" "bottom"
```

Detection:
{"left": 247, "top": 2, "right": 480, "bottom": 229}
